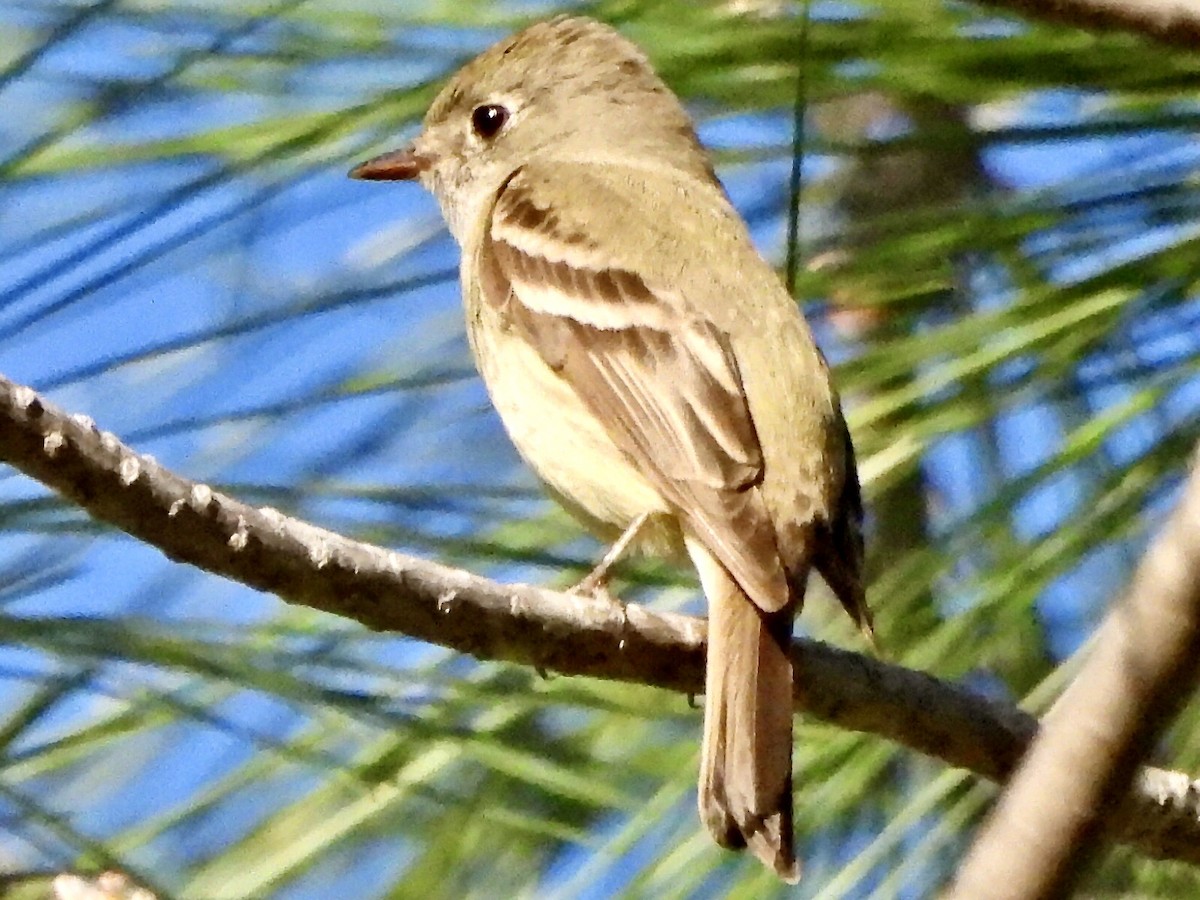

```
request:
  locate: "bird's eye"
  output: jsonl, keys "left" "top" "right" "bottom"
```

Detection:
{"left": 471, "top": 104, "right": 509, "bottom": 139}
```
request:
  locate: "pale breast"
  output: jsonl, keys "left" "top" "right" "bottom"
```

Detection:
{"left": 464, "top": 292, "right": 684, "bottom": 561}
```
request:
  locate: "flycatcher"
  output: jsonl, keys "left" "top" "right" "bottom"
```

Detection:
{"left": 350, "top": 15, "right": 872, "bottom": 882}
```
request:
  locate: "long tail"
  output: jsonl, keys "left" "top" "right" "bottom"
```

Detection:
{"left": 688, "top": 540, "right": 799, "bottom": 883}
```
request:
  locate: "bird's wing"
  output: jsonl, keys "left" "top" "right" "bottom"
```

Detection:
{"left": 480, "top": 162, "right": 790, "bottom": 612}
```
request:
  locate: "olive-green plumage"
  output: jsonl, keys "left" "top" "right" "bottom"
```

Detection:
{"left": 351, "top": 15, "right": 872, "bottom": 882}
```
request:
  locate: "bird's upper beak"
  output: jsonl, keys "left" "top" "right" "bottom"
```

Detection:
{"left": 348, "top": 145, "right": 432, "bottom": 181}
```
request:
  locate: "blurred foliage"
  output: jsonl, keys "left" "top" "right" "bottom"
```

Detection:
{"left": 1, "top": 0, "right": 1199, "bottom": 897}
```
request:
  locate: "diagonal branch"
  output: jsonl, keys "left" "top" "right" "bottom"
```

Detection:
{"left": 968, "top": 0, "right": 1200, "bottom": 46}
{"left": 0, "top": 371, "right": 1198, "bottom": 864}
{"left": 950, "top": 448, "right": 1200, "bottom": 897}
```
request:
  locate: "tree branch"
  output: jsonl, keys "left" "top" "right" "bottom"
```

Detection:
{"left": 1, "top": 372, "right": 1198, "bottom": 864}
{"left": 950, "top": 448, "right": 1200, "bottom": 897}
{"left": 969, "top": 0, "right": 1200, "bottom": 46}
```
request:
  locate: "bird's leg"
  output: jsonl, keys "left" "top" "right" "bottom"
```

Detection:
{"left": 569, "top": 511, "right": 651, "bottom": 601}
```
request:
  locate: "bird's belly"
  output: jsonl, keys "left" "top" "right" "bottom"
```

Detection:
{"left": 467, "top": 304, "right": 682, "bottom": 559}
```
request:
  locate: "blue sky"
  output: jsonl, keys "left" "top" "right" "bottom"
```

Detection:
{"left": 1, "top": 3, "right": 1198, "bottom": 896}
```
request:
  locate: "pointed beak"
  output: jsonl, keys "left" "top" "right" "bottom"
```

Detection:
{"left": 348, "top": 146, "right": 432, "bottom": 181}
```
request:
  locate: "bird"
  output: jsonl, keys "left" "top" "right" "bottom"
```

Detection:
{"left": 349, "top": 15, "right": 872, "bottom": 882}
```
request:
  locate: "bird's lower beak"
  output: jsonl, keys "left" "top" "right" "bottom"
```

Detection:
{"left": 348, "top": 146, "right": 432, "bottom": 181}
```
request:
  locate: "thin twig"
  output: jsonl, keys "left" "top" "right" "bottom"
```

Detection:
{"left": 783, "top": 0, "right": 810, "bottom": 297}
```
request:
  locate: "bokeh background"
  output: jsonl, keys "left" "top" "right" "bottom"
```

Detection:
{"left": 2, "top": 0, "right": 1200, "bottom": 897}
